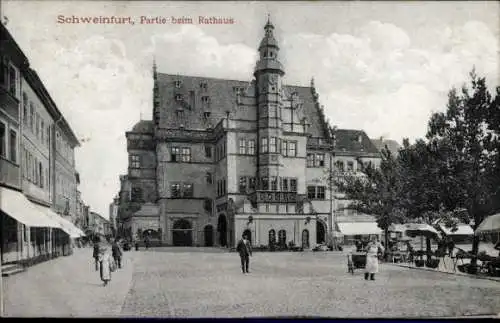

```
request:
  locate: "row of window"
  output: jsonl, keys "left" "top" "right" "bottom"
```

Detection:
{"left": 307, "top": 153, "right": 325, "bottom": 167}
{"left": 22, "top": 93, "right": 51, "bottom": 149}
{"left": 261, "top": 137, "right": 297, "bottom": 156}
{"left": 56, "top": 173, "right": 74, "bottom": 199}
{"left": 0, "top": 121, "right": 18, "bottom": 163}
{"left": 215, "top": 141, "right": 226, "bottom": 162}
{"left": 171, "top": 183, "right": 194, "bottom": 198}
{"left": 22, "top": 147, "right": 49, "bottom": 190}
{"left": 0, "top": 59, "right": 18, "bottom": 97}
{"left": 175, "top": 94, "right": 211, "bottom": 104}
{"left": 56, "top": 131, "right": 74, "bottom": 165}
{"left": 174, "top": 80, "right": 208, "bottom": 90}
{"left": 238, "top": 177, "right": 298, "bottom": 192}
{"left": 307, "top": 186, "right": 326, "bottom": 200}
{"left": 238, "top": 139, "right": 256, "bottom": 155}
{"left": 217, "top": 179, "right": 227, "bottom": 197}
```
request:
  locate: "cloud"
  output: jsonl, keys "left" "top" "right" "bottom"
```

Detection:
{"left": 27, "top": 35, "right": 151, "bottom": 218}
{"left": 280, "top": 20, "right": 499, "bottom": 143}
{"left": 149, "top": 25, "right": 257, "bottom": 80}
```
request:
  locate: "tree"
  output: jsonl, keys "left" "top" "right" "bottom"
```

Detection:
{"left": 335, "top": 147, "right": 406, "bottom": 253}
{"left": 425, "top": 69, "right": 498, "bottom": 271}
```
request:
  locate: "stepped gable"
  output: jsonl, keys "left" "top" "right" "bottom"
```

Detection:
{"left": 156, "top": 73, "right": 326, "bottom": 138}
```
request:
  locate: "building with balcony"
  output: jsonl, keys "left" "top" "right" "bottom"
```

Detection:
{"left": 117, "top": 18, "right": 382, "bottom": 249}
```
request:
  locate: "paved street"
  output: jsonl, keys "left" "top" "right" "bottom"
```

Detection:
{"left": 3, "top": 247, "right": 500, "bottom": 318}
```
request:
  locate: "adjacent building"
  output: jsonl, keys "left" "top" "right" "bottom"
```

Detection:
{"left": 89, "top": 211, "right": 110, "bottom": 237}
{"left": 109, "top": 195, "right": 119, "bottom": 236}
{"left": 1, "top": 22, "right": 84, "bottom": 266}
{"left": 116, "top": 19, "right": 383, "bottom": 249}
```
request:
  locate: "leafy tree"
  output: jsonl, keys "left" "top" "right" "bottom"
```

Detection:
{"left": 335, "top": 147, "right": 406, "bottom": 253}
{"left": 425, "top": 70, "right": 498, "bottom": 271}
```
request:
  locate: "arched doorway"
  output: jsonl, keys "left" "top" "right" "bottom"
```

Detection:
{"left": 302, "top": 229, "right": 310, "bottom": 249}
{"left": 278, "top": 229, "right": 287, "bottom": 248}
{"left": 204, "top": 225, "right": 214, "bottom": 247}
{"left": 172, "top": 219, "right": 192, "bottom": 246}
{"left": 316, "top": 220, "right": 326, "bottom": 244}
{"left": 268, "top": 229, "right": 276, "bottom": 246}
{"left": 243, "top": 229, "right": 252, "bottom": 244}
{"left": 217, "top": 214, "right": 227, "bottom": 247}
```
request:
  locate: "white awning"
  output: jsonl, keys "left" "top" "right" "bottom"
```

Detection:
{"left": 59, "top": 216, "right": 85, "bottom": 238}
{"left": 0, "top": 187, "right": 61, "bottom": 228}
{"left": 338, "top": 222, "right": 382, "bottom": 235}
{"left": 389, "top": 224, "right": 406, "bottom": 232}
{"left": 439, "top": 224, "right": 474, "bottom": 236}
{"left": 34, "top": 205, "right": 85, "bottom": 238}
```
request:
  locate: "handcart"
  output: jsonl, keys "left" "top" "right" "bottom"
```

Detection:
{"left": 347, "top": 252, "right": 367, "bottom": 274}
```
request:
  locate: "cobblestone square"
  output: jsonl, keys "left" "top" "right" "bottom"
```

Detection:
{"left": 4, "top": 248, "right": 500, "bottom": 318}
{"left": 119, "top": 248, "right": 500, "bottom": 318}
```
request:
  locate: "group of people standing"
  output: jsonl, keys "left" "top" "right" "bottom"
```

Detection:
{"left": 92, "top": 237, "right": 124, "bottom": 286}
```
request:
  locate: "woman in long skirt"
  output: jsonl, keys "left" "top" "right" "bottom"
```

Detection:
{"left": 364, "top": 236, "right": 384, "bottom": 281}
{"left": 98, "top": 245, "right": 113, "bottom": 286}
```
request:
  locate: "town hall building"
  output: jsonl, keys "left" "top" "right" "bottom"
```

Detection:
{"left": 116, "top": 19, "right": 383, "bottom": 248}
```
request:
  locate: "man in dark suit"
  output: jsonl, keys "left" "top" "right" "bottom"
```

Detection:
{"left": 236, "top": 233, "right": 252, "bottom": 273}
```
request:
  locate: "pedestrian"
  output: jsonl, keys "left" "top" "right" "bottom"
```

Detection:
{"left": 111, "top": 238, "right": 123, "bottom": 269}
{"left": 364, "top": 236, "right": 384, "bottom": 281}
{"left": 447, "top": 237, "right": 455, "bottom": 257}
{"left": 236, "top": 233, "right": 252, "bottom": 274}
{"left": 97, "top": 243, "right": 115, "bottom": 286}
{"left": 92, "top": 236, "right": 101, "bottom": 271}
{"left": 144, "top": 236, "right": 150, "bottom": 250}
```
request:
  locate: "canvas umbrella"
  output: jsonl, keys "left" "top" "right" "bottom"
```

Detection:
{"left": 475, "top": 213, "right": 500, "bottom": 234}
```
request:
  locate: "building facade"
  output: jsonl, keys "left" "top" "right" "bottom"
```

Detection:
{"left": 1, "top": 22, "right": 84, "bottom": 266}
{"left": 117, "top": 19, "right": 383, "bottom": 248}
{"left": 89, "top": 211, "right": 109, "bottom": 236}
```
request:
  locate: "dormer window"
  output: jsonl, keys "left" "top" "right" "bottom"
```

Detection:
{"left": 200, "top": 82, "right": 208, "bottom": 90}
{"left": 174, "top": 80, "right": 182, "bottom": 88}
{"left": 204, "top": 112, "right": 211, "bottom": 119}
{"left": 233, "top": 87, "right": 244, "bottom": 94}
{"left": 175, "top": 94, "right": 183, "bottom": 101}
{"left": 201, "top": 96, "right": 210, "bottom": 104}
{"left": 176, "top": 110, "right": 184, "bottom": 118}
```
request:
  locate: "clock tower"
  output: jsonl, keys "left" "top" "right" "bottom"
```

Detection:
{"left": 254, "top": 16, "right": 285, "bottom": 191}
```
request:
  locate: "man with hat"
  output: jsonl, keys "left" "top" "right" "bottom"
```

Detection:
{"left": 236, "top": 233, "right": 253, "bottom": 274}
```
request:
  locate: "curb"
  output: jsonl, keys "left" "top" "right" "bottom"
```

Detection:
{"left": 388, "top": 263, "right": 500, "bottom": 283}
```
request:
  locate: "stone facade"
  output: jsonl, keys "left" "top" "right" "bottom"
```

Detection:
{"left": 117, "top": 19, "right": 382, "bottom": 248}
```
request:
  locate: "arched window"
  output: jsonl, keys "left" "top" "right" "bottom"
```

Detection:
{"left": 278, "top": 229, "right": 286, "bottom": 247}
{"left": 268, "top": 229, "right": 276, "bottom": 246}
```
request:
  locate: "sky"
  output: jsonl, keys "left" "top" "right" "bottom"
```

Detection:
{"left": 2, "top": 1, "right": 499, "bottom": 218}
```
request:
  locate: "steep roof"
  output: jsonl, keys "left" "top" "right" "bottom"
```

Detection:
{"left": 156, "top": 73, "right": 328, "bottom": 138}
{"left": 334, "top": 129, "right": 380, "bottom": 154}
{"left": 131, "top": 120, "right": 154, "bottom": 133}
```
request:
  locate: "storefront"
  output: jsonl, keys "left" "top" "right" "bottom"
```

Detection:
{"left": 0, "top": 187, "right": 61, "bottom": 265}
